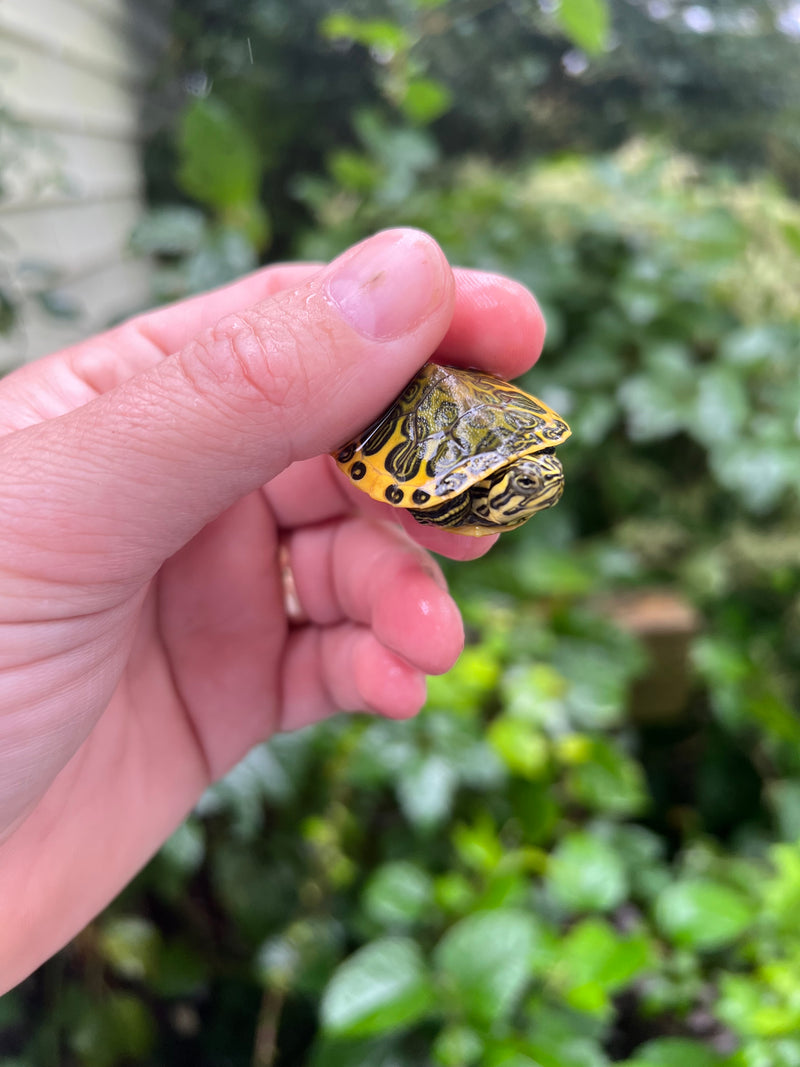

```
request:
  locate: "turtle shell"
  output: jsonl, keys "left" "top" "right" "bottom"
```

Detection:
{"left": 333, "top": 363, "right": 571, "bottom": 511}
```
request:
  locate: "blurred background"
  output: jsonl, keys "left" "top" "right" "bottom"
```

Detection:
{"left": 2, "top": 0, "right": 800, "bottom": 1064}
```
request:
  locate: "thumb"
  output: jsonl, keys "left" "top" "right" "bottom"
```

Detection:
{"left": 0, "top": 229, "right": 454, "bottom": 587}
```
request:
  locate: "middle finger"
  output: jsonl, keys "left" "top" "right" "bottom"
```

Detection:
{"left": 283, "top": 516, "right": 465, "bottom": 676}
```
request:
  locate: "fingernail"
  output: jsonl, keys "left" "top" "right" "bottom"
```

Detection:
{"left": 326, "top": 229, "right": 448, "bottom": 340}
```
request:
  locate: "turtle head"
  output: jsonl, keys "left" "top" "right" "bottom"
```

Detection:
{"left": 477, "top": 450, "right": 565, "bottom": 530}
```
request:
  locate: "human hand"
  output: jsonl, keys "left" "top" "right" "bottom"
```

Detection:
{"left": 0, "top": 229, "right": 546, "bottom": 991}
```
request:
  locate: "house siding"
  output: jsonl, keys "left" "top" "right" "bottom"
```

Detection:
{"left": 0, "top": 0, "right": 169, "bottom": 366}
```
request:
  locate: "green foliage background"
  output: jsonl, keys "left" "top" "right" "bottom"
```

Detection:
{"left": 5, "top": 1, "right": 800, "bottom": 1064}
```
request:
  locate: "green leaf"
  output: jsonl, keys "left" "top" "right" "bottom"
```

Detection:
{"left": 606, "top": 825, "right": 669, "bottom": 900}
{"left": 178, "top": 97, "right": 263, "bottom": 217}
{"left": 514, "top": 546, "right": 597, "bottom": 598}
{"left": 761, "top": 842, "right": 800, "bottom": 928}
{"left": 780, "top": 218, "right": 800, "bottom": 255}
{"left": 618, "top": 344, "right": 695, "bottom": 442}
{"left": 716, "top": 971, "right": 800, "bottom": 1038}
{"left": 546, "top": 831, "right": 628, "bottom": 913}
{"left": 557, "top": 643, "right": 633, "bottom": 730}
{"left": 320, "top": 15, "right": 411, "bottom": 53}
{"left": 501, "top": 663, "right": 569, "bottom": 726}
{"left": 129, "top": 206, "right": 206, "bottom": 256}
{"left": 433, "top": 1024, "right": 484, "bottom": 1066}
{"left": 427, "top": 644, "right": 502, "bottom": 714}
{"left": 452, "top": 814, "right": 505, "bottom": 873}
{"left": 0, "top": 287, "right": 17, "bottom": 335}
{"left": 328, "top": 149, "right": 382, "bottom": 193}
{"left": 307, "top": 1033, "right": 403, "bottom": 1067}
{"left": 184, "top": 227, "right": 260, "bottom": 294}
{"left": 481, "top": 1047, "right": 540, "bottom": 1067}
{"left": 363, "top": 861, "right": 435, "bottom": 928}
{"left": 511, "top": 781, "right": 560, "bottom": 846}
{"left": 433, "top": 909, "right": 544, "bottom": 1025}
{"left": 692, "top": 367, "right": 749, "bottom": 446}
{"left": 487, "top": 716, "right": 549, "bottom": 779}
{"left": 199, "top": 742, "right": 300, "bottom": 835}
{"left": 255, "top": 934, "right": 301, "bottom": 991}
{"left": 98, "top": 917, "right": 160, "bottom": 981}
{"left": 434, "top": 870, "right": 477, "bottom": 915}
{"left": 767, "top": 781, "right": 800, "bottom": 841}
{"left": 321, "top": 937, "right": 434, "bottom": 1037}
{"left": 711, "top": 442, "right": 799, "bottom": 514}
{"left": 36, "top": 290, "right": 80, "bottom": 320}
{"left": 401, "top": 78, "right": 453, "bottom": 125}
{"left": 555, "top": 0, "right": 609, "bottom": 54}
{"left": 620, "top": 1037, "right": 724, "bottom": 1067}
{"left": 319, "top": 12, "right": 362, "bottom": 41}
{"left": 397, "top": 753, "right": 457, "bottom": 829}
{"left": 0, "top": 989, "right": 23, "bottom": 1031}
{"left": 158, "top": 817, "right": 205, "bottom": 880}
{"left": 720, "top": 325, "right": 780, "bottom": 367}
{"left": 255, "top": 918, "right": 343, "bottom": 998}
{"left": 343, "top": 719, "right": 418, "bottom": 788}
{"left": 524, "top": 1001, "right": 612, "bottom": 1067}
{"left": 563, "top": 737, "right": 648, "bottom": 816}
{"left": 550, "top": 918, "right": 654, "bottom": 1016}
{"left": 152, "top": 940, "right": 211, "bottom": 998}
{"left": 70, "top": 992, "right": 156, "bottom": 1067}
{"left": 352, "top": 19, "right": 411, "bottom": 53}
{"left": 654, "top": 879, "right": 755, "bottom": 950}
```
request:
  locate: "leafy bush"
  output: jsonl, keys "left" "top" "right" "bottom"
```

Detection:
{"left": 9, "top": 139, "right": 800, "bottom": 1066}
{"left": 136, "top": 0, "right": 800, "bottom": 299}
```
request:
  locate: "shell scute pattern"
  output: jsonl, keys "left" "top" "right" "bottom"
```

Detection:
{"left": 404, "top": 366, "right": 567, "bottom": 501}
{"left": 333, "top": 362, "right": 571, "bottom": 534}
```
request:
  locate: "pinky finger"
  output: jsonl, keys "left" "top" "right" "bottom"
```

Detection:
{"left": 280, "top": 624, "right": 427, "bottom": 731}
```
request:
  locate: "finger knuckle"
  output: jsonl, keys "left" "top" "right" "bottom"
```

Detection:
{"left": 180, "top": 310, "right": 313, "bottom": 423}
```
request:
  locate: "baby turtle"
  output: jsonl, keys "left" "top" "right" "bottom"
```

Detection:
{"left": 333, "top": 363, "right": 571, "bottom": 536}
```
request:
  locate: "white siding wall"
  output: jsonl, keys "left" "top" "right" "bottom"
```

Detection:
{"left": 0, "top": 0, "right": 168, "bottom": 366}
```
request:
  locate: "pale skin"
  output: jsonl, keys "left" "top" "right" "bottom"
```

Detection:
{"left": 0, "top": 229, "right": 546, "bottom": 993}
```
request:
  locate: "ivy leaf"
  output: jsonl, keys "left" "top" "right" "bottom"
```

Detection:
{"left": 177, "top": 97, "right": 269, "bottom": 247}
{"left": 178, "top": 98, "right": 260, "bottom": 210}
{"left": 654, "top": 879, "right": 755, "bottom": 950}
{"left": 547, "top": 831, "right": 628, "bottom": 913}
{"left": 130, "top": 207, "right": 206, "bottom": 256}
{"left": 70, "top": 992, "right": 156, "bottom": 1067}
{"left": 321, "top": 938, "right": 434, "bottom": 1037}
{"left": 363, "top": 862, "right": 435, "bottom": 928}
{"left": 692, "top": 367, "right": 749, "bottom": 446}
{"left": 555, "top": 0, "right": 609, "bottom": 55}
{"left": 433, "top": 909, "right": 544, "bottom": 1025}
{"left": 711, "top": 442, "right": 799, "bottom": 514}
{"left": 98, "top": 917, "right": 160, "bottom": 982}
{"left": 401, "top": 78, "right": 453, "bottom": 125}
{"left": 433, "top": 1024, "right": 484, "bottom": 1066}
{"left": 487, "top": 716, "right": 549, "bottom": 779}
{"left": 549, "top": 918, "right": 654, "bottom": 1015}
{"left": 320, "top": 14, "right": 411, "bottom": 53}
{"left": 563, "top": 736, "right": 648, "bottom": 816}
{"left": 620, "top": 1037, "right": 724, "bottom": 1067}
{"left": 397, "top": 753, "right": 457, "bottom": 829}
